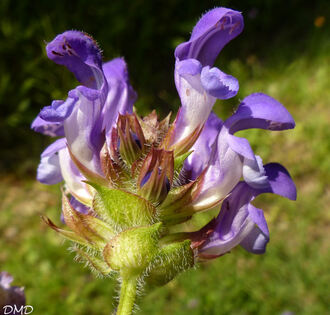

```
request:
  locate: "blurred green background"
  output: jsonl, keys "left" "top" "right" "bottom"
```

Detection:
{"left": 0, "top": 0, "right": 329, "bottom": 314}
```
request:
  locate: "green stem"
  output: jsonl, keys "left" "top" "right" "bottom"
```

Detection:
{"left": 117, "top": 276, "right": 138, "bottom": 315}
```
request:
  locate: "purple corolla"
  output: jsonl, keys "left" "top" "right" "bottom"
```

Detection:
{"left": 189, "top": 163, "right": 296, "bottom": 259}
{"left": 32, "top": 31, "right": 136, "bottom": 205}
{"left": 171, "top": 8, "right": 243, "bottom": 147}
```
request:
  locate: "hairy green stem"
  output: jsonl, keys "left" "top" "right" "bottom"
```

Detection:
{"left": 117, "top": 276, "right": 138, "bottom": 315}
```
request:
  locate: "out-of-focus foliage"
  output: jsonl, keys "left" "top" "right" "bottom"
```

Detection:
{"left": 0, "top": 0, "right": 329, "bottom": 314}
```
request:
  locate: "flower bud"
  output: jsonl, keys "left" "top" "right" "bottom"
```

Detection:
{"left": 117, "top": 113, "right": 145, "bottom": 165}
{"left": 138, "top": 148, "right": 174, "bottom": 204}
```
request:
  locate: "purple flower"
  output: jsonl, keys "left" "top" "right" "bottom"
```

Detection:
{"left": 32, "top": 31, "right": 136, "bottom": 204}
{"left": 191, "top": 163, "right": 296, "bottom": 259}
{"left": 170, "top": 9, "right": 293, "bottom": 215}
{"left": 190, "top": 93, "right": 295, "bottom": 210}
{"left": 171, "top": 8, "right": 243, "bottom": 146}
{"left": 0, "top": 272, "right": 25, "bottom": 313}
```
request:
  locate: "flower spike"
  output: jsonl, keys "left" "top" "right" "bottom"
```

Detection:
{"left": 32, "top": 9, "right": 296, "bottom": 314}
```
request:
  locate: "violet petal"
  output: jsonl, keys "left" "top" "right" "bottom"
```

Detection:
{"left": 201, "top": 66, "right": 239, "bottom": 99}
{"left": 176, "top": 59, "right": 203, "bottom": 77}
{"left": 240, "top": 225, "right": 269, "bottom": 254}
{"left": 31, "top": 116, "right": 64, "bottom": 137}
{"left": 46, "top": 30, "right": 103, "bottom": 89}
{"left": 243, "top": 155, "right": 269, "bottom": 189}
{"left": 184, "top": 112, "right": 223, "bottom": 180}
{"left": 58, "top": 148, "right": 93, "bottom": 205}
{"left": 39, "top": 98, "right": 77, "bottom": 123}
{"left": 226, "top": 93, "right": 295, "bottom": 133}
{"left": 36, "top": 138, "right": 66, "bottom": 184}
{"left": 102, "top": 58, "right": 137, "bottom": 143}
{"left": 175, "top": 8, "right": 244, "bottom": 66}
{"left": 260, "top": 163, "right": 297, "bottom": 200}
{"left": 226, "top": 133, "right": 255, "bottom": 160}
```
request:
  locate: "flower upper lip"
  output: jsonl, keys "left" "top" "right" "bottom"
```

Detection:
{"left": 175, "top": 8, "right": 244, "bottom": 66}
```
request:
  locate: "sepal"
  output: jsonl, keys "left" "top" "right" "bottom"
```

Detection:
{"left": 158, "top": 182, "right": 196, "bottom": 224}
{"left": 174, "top": 151, "right": 192, "bottom": 174}
{"left": 162, "top": 124, "right": 203, "bottom": 157}
{"left": 62, "top": 193, "right": 114, "bottom": 249}
{"left": 138, "top": 148, "right": 174, "bottom": 204}
{"left": 117, "top": 113, "right": 145, "bottom": 165}
{"left": 137, "top": 111, "right": 171, "bottom": 145}
{"left": 41, "top": 216, "right": 92, "bottom": 248}
{"left": 100, "top": 143, "right": 128, "bottom": 187}
{"left": 68, "top": 145, "right": 109, "bottom": 187}
{"left": 159, "top": 170, "right": 207, "bottom": 225}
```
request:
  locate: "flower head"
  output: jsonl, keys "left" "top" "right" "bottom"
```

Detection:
{"left": 32, "top": 7, "right": 297, "bottom": 313}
